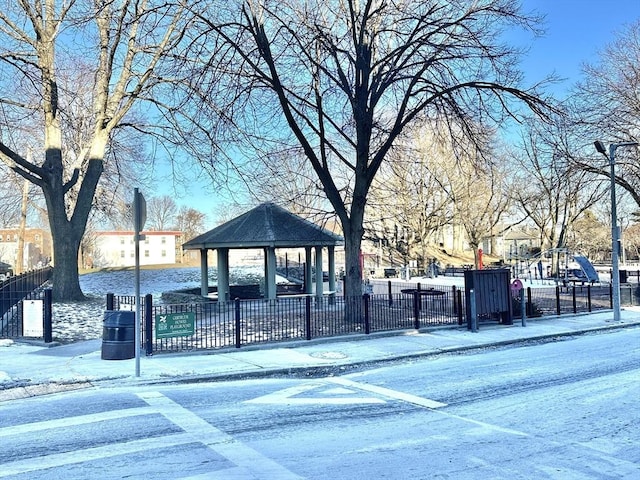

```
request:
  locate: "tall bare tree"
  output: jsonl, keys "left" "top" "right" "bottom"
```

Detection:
{"left": 571, "top": 19, "right": 640, "bottom": 206}
{"left": 510, "top": 118, "right": 608, "bottom": 273}
{"left": 181, "top": 0, "right": 551, "bottom": 299}
{"left": 147, "top": 195, "right": 179, "bottom": 231}
{"left": 0, "top": 1, "right": 188, "bottom": 300}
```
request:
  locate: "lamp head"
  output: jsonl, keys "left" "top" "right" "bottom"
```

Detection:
{"left": 594, "top": 141, "right": 607, "bottom": 155}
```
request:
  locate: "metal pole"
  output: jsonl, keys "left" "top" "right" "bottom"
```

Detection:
{"left": 609, "top": 145, "right": 621, "bottom": 323}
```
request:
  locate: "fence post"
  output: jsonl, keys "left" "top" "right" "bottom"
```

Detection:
{"left": 520, "top": 287, "right": 526, "bottom": 327}
{"left": 305, "top": 295, "right": 312, "bottom": 340}
{"left": 556, "top": 286, "right": 561, "bottom": 315}
{"left": 364, "top": 294, "right": 370, "bottom": 334}
{"left": 387, "top": 281, "right": 392, "bottom": 307}
{"left": 43, "top": 288, "right": 53, "bottom": 343}
{"left": 413, "top": 292, "right": 420, "bottom": 330}
{"left": 456, "top": 289, "right": 463, "bottom": 325}
{"left": 609, "top": 282, "right": 613, "bottom": 309}
{"left": 144, "top": 293, "right": 153, "bottom": 355}
{"left": 587, "top": 284, "right": 592, "bottom": 312}
{"left": 235, "top": 298, "right": 241, "bottom": 348}
{"left": 526, "top": 287, "right": 532, "bottom": 316}
{"left": 106, "top": 293, "right": 114, "bottom": 310}
{"left": 572, "top": 286, "right": 577, "bottom": 314}
{"left": 452, "top": 286, "right": 457, "bottom": 316}
{"left": 469, "top": 289, "right": 478, "bottom": 332}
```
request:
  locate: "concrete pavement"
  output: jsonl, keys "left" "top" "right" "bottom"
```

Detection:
{"left": 1, "top": 307, "right": 639, "bottom": 401}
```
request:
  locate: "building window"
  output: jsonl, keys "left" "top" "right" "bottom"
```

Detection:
{"left": 161, "top": 250, "right": 166, "bottom": 257}
{"left": 120, "top": 237, "right": 125, "bottom": 245}
{"left": 120, "top": 250, "right": 125, "bottom": 258}
{"left": 145, "top": 237, "right": 149, "bottom": 244}
{"left": 131, "top": 251, "right": 134, "bottom": 258}
{"left": 144, "top": 250, "right": 150, "bottom": 257}
{"left": 161, "top": 236, "right": 166, "bottom": 244}
{"left": 35, "top": 234, "right": 40, "bottom": 241}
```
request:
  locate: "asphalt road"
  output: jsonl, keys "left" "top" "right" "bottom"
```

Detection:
{"left": 1, "top": 328, "right": 638, "bottom": 479}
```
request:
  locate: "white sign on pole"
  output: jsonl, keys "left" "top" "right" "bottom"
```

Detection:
{"left": 23, "top": 299, "right": 44, "bottom": 337}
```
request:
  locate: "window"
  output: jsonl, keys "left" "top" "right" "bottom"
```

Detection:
{"left": 161, "top": 250, "right": 167, "bottom": 257}
{"left": 35, "top": 234, "right": 40, "bottom": 241}
{"left": 161, "top": 236, "right": 166, "bottom": 244}
{"left": 120, "top": 250, "right": 125, "bottom": 258}
{"left": 120, "top": 237, "right": 125, "bottom": 245}
{"left": 144, "top": 250, "right": 150, "bottom": 257}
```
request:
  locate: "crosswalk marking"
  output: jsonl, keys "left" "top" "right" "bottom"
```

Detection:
{"left": 245, "top": 382, "right": 387, "bottom": 405}
{"left": 0, "top": 432, "right": 194, "bottom": 477}
{"left": 327, "top": 377, "right": 448, "bottom": 409}
{"left": 138, "top": 392, "right": 304, "bottom": 480}
{"left": 0, "top": 406, "right": 157, "bottom": 438}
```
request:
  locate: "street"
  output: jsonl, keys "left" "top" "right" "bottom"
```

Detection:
{"left": 1, "top": 328, "right": 638, "bottom": 479}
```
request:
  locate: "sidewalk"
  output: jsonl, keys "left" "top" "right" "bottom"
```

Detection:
{"left": 2, "top": 308, "right": 640, "bottom": 401}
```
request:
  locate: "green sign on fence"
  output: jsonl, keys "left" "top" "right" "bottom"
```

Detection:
{"left": 155, "top": 312, "right": 195, "bottom": 339}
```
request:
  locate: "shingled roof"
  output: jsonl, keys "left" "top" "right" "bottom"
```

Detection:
{"left": 183, "top": 202, "right": 343, "bottom": 250}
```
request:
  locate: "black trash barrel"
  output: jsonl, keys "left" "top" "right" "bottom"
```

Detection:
{"left": 101, "top": 310, "right": 135, "bottom": 360}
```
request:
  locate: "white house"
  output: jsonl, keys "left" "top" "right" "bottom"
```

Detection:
{"left": 91, "top": 231, "right": 182, "bottom": 267}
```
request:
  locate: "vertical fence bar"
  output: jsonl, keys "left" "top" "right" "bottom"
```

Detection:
{"left": 364, "top": 294, "right": 370, "bottom": 334}
{"left": 106, "top": 293, "right": 114, "bottom": 311}
{"left": 556, "top": 286, "right": 561, "bottom": 315}
{"left": 43, "top": 288, "right": 53, "bottom": 343}
{"left": 234, "top": 298, "right": 241, "bottom": 348}
{"left": 587, "top": 284, "right": 592, "bottom": 312}
{"left": 457, "top": 289, "right": 463, "bottom": 325}
{"left": 305, "top": 295, "right": 312, "bottom": 340}
{"left": 452, "top": 286, "right": 457, "bottom": 316}
{"left": 413, "top": 292, "right": 420, "bottom": 330}
{"left": 572, "top": 286, "right": 577, "bottom": 314}
{"left": 609, "top": 282, "right": 613, "bottom": 309}
{"left": 526, "top": 287, "right": 532, "bottom": 316}
{"left": 520, "top": 287, "right": 526, "bottom": 327}
{"left": 388, "top": 281, "right": 392, "bottom": 306}
{"left": 144, "top": 293, "right": 153, "bottom": 355}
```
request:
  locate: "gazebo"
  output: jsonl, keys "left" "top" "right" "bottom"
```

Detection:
{"left": 182, "top": 203, "right": 344, "bottom": 302}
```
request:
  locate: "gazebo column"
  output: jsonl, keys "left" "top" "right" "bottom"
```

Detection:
{"left": 264, "top": 247, "right": 277, "bottom": 300}
{"left": 217, "top": 248, "right": 230, "bottom": 303}
{"left": 315, "top": 246, "right": 323, "bottom": 298}
{"left": 328, "top": 246, "right": 336, "bottom": 304}
{"left": 305, "top": 247, "right": 313, "bottom": 294}
{"left": 199, "top": 249, "right": 209, "bottom": 297}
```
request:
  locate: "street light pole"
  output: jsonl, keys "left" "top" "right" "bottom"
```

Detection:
{"left": 594, "top": 140, "right": 639, "bottom": 323}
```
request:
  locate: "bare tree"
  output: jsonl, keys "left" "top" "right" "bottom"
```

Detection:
{"left": 572, "top": 19, "right": 640, "bottom": 205}
{"left": 181, "top": 0, "right": 551, "bottom": 300}
{"left": 175, "top": 206, "right": 207, "bottom": 242}
{"left": 510, "top": 118, "right": 608, "bottom": 273}
{"left": 147, "top": 195, "right": 179, "bottom": 231}
{"left": 366, "top": 132, "right": 453, "bottom": 271}
{"left": 0, "top": 1, "right": 188, "bottom": 300}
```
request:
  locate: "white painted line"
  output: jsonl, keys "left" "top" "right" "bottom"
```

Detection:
{"left": 327, "top": 377, "right": 448, "bottom": 409}
{"left": 0, "top": 406, "right": 157, "bottom": 438}
{"left": 244, "top": 382, "right": 386, "bottom": 405}
{"left": 0, "top": 432, "right": 194, "bottom": 477}
{"left": 328, "top": 378, "right": 528, "bottom": 436}
{"left": 139, "top": 392, "right": 303, "bottom": 480}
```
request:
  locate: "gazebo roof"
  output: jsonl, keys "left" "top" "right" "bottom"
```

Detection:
{"left": 183, "top": 202, "right": 344, "bottom": 250}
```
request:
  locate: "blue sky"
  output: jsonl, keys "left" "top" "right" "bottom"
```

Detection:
{"left": 515, "top": 0, "right": 639, "bottom": 95}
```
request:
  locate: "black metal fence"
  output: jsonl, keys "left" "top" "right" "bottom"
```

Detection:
{"left": 0, "top": 267, "right": 53, "bottom": 338}
{"left": 106, "top": 280, "right": 620, "bottom": 355}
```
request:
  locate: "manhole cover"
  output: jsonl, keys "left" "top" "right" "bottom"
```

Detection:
{"left": 310, "top": 351, "right": 348, "bottom": 360}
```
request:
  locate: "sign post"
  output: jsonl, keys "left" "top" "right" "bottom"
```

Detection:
{"left": 133, "top": 188, "right": 146, "bottom": 377}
